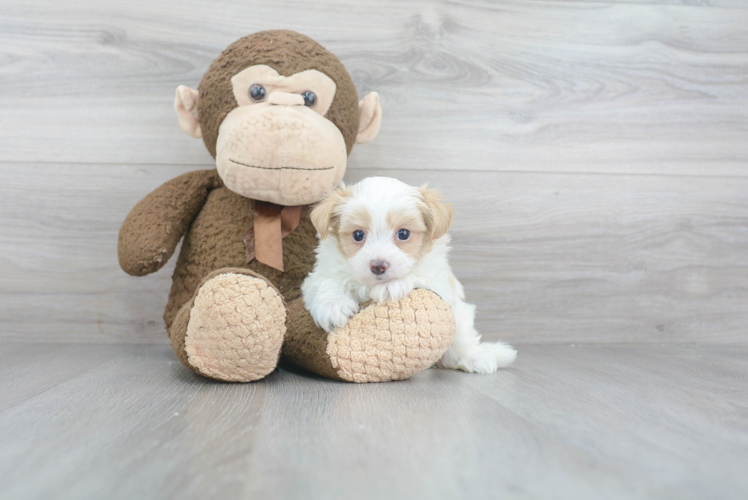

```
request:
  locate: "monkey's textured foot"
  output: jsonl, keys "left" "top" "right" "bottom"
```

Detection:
{"left": 170, "top": 269, "right": 286, "bottom": 382}
{"left": 327, "top": 289, "right": 455, "bottom": 383}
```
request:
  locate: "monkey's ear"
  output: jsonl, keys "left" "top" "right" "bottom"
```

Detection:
{"left": 174, "top": 85, "right": 202, "bottom": 139}
{"left": 355, "top": 92, "right": 382, "bottom": 144}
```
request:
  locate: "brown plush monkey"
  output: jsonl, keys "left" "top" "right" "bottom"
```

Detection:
{"left": 118, "top": 30, "right": 455, "bottom": 383}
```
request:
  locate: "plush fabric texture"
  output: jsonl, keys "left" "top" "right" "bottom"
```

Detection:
{"left": 167, "top": 271, "right": 454, "bottom": 383}
{"left": 118, "top": 169, "right": 220, "bottom": 277}
{"left": 248, "top": 202, "right": 302, "bottom": 271}
{"left": 184, "top": 271, "right": 286, "bottom": 382}
{"left": 213, "top": 101, "right": 349, "bottom": 206}
{"left": 231, "top": 65, "right": 337, "bottom": 115}
{"left": 326, "top": 289, "right": 455, "bottom": 383}
{"left": 160, "top": 170, "right": 318, "bottom": 329}
{"left": 198, "top": 30, "right": 360, "bottom": 158}
{"left": 355, "top": 91, "right": 382, "bottom": 144}
{"left": 174, "top": 85, "right": 202, "bottom": 138}
{"left": 282, "top": 297, "right": 345, "bottom": 380}
{"left": 281, "top": 290, "right": 454, "bottom": 383}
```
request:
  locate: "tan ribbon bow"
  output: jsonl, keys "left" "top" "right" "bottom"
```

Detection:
{"left": 243, "top": 202, "right": 302, "bottom": 272}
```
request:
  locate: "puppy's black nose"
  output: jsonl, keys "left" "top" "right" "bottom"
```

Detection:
{"left": 370, "top": 260, "right": 388, "bottom": 275}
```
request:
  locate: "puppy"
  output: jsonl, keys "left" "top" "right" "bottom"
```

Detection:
{"left": 301, "top": 177, "right": 516, "bottom": 374}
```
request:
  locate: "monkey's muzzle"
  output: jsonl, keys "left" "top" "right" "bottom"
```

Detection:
{"left": 215, "top": 104, "right": 348, "bottom": 206}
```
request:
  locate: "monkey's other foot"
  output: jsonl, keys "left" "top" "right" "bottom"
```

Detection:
{"left": 326, "top": 289, "right": 455, "bottom": 383}
{"left": 170, "top": 269, "right": 286, "bottom": 382}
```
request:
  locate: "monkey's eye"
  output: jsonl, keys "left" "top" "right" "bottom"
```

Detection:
{"left": 352, "top": 230, "right": 365, "bottom": 242}
{"left": 301, "top": 91, "right": 317, "bottom": 107}
{"left": 249, "top": 84, "right": 266, "bottom": 102}
{"left": 397, "top": 229, "right": 410, "bottom": 241}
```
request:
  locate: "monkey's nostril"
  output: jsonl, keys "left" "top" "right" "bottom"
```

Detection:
{"left": 369, "top": 260, "right": 388, "bottom": 275}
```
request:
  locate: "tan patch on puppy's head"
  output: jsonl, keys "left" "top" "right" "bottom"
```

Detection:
{"left": 338, "top": 206, "right": 372, "bottom": 258}
{"left": 310, "top": 184, "right": 353, "bottom": 239}
{"left": 418, "top": 185, "right": 454, "bottom": 241}
{"left": 387, "top": 206, "right": 430, "bottom": 259}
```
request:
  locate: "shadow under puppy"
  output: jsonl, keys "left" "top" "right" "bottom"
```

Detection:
{"left": 302, "top": 177, "right": 517, "bottom": 373}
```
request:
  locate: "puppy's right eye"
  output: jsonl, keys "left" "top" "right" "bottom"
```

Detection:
{"left": 352, "top": 230, "right": 365, "bottom": 242}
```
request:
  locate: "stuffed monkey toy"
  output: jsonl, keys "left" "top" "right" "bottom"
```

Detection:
{"left": 118, "top": 30, "right": 455, "bottom": 383}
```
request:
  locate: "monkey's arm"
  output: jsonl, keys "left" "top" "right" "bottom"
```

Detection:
{"left": 118, "top": 169, "right": 219, "bottom": 276}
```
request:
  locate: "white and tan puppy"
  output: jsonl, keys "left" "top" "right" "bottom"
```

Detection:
{"left": 301, "top": 177, "right": 516, "bottom": 374}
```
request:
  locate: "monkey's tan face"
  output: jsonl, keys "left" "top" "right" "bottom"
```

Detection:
{"left": 176, "top": 38, "right": 383, "bottom": 205}
{"left": 213, "top": 65, "right": 347, "bottom": 206}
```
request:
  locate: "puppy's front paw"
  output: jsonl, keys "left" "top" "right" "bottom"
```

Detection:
{"left": 312, "top": 297, "right": 359, "bottom": 332}
{"left": 370, "top": 277, "right": 414, "bottom": 303}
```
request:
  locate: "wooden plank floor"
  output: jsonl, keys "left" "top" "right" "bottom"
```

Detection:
{"left": 1, "top": 342, "right": 746, "bottom": 500}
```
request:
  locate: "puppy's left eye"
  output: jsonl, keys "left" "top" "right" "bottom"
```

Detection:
{"left": 397, "top": 229, "right": 410, "bottom": 241}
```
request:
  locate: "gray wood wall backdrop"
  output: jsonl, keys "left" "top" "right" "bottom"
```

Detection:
{"left": 1, "top": 0, "right": 746, "bottom": 345}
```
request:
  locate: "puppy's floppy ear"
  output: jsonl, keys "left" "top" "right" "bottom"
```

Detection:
{"left": 311, "top": 184, "right": 352, "bottom": 239}
{"left": 419, "top": 185, "right": 454, "bottom": 240}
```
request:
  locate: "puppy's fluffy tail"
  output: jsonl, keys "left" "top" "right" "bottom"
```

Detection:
{"left": 482, "top": 341, "right": 517, "bottom": 368}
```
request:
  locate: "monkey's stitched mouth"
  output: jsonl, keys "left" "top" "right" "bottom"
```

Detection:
{"left": 229, "top": 159, "right": 335, "bottom": 171}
